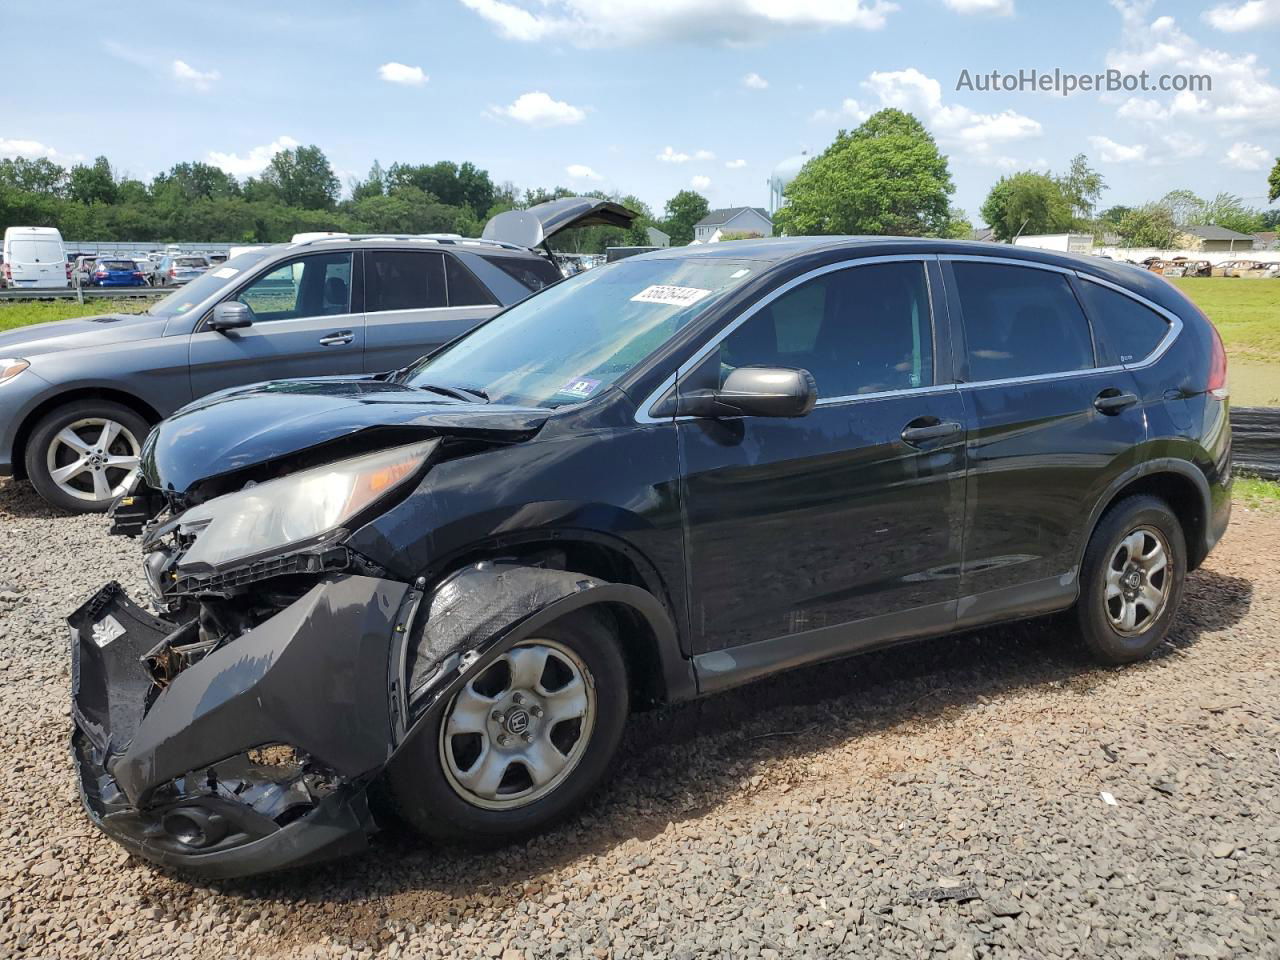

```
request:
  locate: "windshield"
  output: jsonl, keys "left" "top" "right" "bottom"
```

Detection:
{"left": 401, "top": 256, "right": 758, "bottom": 408}
{"left": 146, "top": 249, "right": 270, "bottom": 317}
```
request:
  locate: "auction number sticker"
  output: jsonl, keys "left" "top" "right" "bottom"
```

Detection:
{"left": 630, "top": 284, "right": 713, "bottom": 307}
{"left": 560, "top": 377, "right": 601, "bottom": 399}
{"left": 211, "top": 266, "right": 240, "bottom": 279}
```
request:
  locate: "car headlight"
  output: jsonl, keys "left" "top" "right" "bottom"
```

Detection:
{"left": 0, "top": 359, "right": 29, "bottom": 385}
{"left": 176, "top": 439, "right": 439, "bottom": 570}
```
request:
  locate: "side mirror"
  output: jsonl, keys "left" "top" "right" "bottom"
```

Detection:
{"left": 208, "top": 301, "right": 253, "bottom": 332}
{"left": 676, "top": 367, "right": 817, "bottom": 419}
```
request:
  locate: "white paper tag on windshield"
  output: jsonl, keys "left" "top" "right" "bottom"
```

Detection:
{"left": 211, "top": 266, "right": 239, "bottom": 279}
{"left": 630, "top": 284, "right": 712, "bottom": 307}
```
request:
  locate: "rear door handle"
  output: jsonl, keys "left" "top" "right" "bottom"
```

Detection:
{"left": 901, "top": 417, "right": 963, "bottom": 445}
{"left": 319, "top": 330, "right": 354, "bottom": 346}
{"left": 1094, "top": 389, "right": 1138, "bottom": 415}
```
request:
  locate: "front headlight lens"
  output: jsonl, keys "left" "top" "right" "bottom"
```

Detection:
{"left": 0, "top": 359, "right": 29, "bottom": 385}
{"left": 176, "top": 439, "right": 439, "bottom": 570}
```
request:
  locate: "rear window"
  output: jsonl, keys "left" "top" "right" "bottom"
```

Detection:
{"left": 10, "top": 240, "right": 62, "bottom": 262}
{"left": 480, "top": 254, "right": 562, "bottom": 292}
{"left": 1076, "top": 280, "right": 1171, "bottom": 366}
{"left": 176, "top": 257, "right": 208, "bottom": 267}
{"left": 953, "top": 262, "right": 1095, "bottom": 382}
{"left": 445, "top": 256, "right": 495, "bottom": 307}
{"left": 102, "top": 260, "right": 136, "bottom": 270}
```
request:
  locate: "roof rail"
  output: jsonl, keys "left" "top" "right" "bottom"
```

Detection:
{"left": 287, "top": 233, "right": 530, "bottom": 252}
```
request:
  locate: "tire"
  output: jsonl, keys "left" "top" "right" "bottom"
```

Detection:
{"left": 1075, "top": 494, "right": 1186, "bottom": 664}
{"left": 389, "top": 608, "right": 629, "bottom": 845}
{"left": 24, "top": 400, "right": 149, "bottom": 513}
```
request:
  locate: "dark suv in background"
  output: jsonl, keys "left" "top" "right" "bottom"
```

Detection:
{"left": 70, "top": 237, "right": 1230, "bottom": 878}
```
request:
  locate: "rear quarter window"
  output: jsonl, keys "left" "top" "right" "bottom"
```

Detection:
{"left": 1076, "top": 279, "right": 1171, "bottom": 366}
{"left": 480, "top": 254, "right": 562, "bottom": 292}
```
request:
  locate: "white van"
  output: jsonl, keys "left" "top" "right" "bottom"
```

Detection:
{"left": 3, "top": 227, "right": 69, "bottom": 289}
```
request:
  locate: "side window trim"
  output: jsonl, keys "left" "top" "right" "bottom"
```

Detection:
{"left": 1072, "top": 272, "right": 1183, "bottom": 369}
{"left": 938, "top": 254, "right": 1182, "bottom": 389}
{"left": 637, "top": 254, "right": 942, "bottom": 423}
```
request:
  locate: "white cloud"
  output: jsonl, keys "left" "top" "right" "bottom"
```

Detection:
{"left": 1203, "top": 0, "right": 1280, "bottom": 31}
{"left": 690, "top": 175, "right": 712, "bottom": 190}
{"left": 943, "top": 0, "right": 1014, "bottom": 14}
{"left": 208, "top": 135, "right": 300, "bottom": 177}
{"left": 1224, "top": 141, "right": 1272, "bottom": 169}
{"left": 725, "top": 158, "right": 747, "bottom": 168}
{"left": 657, "top": 146, "right": 691, "bottom": 163}
{"left": 458, "top": 0, "right": 898, "bottom": 47}
{"left": 0, "top": 138, "right": 60, "bottom": 160}
{"left": 742, "top": 72, "right": 769, "bottom": 89}
{"left": 1089, "top": 135, "right": 1147, "bottom": 163}
{"left": 693, "top": 149, "right": 716, "bottom": 161}
{"left": 489, "top": 91, "right": 586, "bottom": 126}
{"left": 566, "top": 163, "right": 603, "bottom": 180}
{"left": 813, "top": 68, "right": 1041, "bottom": 163}
{"left": 378, "top": 62, "right": 429, "bottom": 86}
{"left": 171, "top": 59, "right": 219, "bottom": 91}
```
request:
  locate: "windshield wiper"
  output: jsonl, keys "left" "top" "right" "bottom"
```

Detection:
{"left": 412, "top": 383, "right": 488, "bottom": 403}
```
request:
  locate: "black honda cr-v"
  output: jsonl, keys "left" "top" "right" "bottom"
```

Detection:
{"left": 70, "top": 237, "right": 1230, "bottom": 877}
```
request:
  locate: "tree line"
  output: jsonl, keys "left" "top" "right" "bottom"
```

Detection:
{"left": 4, "top": 126, "right": 1276, "bottom": 253}
{"left": 0, "top": 146, "right": 717, "bottom": 253}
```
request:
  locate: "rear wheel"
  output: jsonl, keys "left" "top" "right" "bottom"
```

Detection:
{"left": 389, "top": 609, "right": 628, "bottom": 845}
{"left": 24, "top": 400, "right": 148, "bottom": 513}
{"left": 1075, "top": 495, "right": 1186, "bottom": 663}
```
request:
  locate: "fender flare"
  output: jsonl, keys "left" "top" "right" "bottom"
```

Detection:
{"left": 1076, "top": 456, "right": 1212, "bottom": 567}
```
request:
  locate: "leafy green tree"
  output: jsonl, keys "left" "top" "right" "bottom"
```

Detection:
{"left": 1116, "top": 204, "right": 1177, "bottom": 248}
{"left": 67, "top": 156, "right": 117, "bottom": 206}
{"left": 1099, "top": 205, "right": 1132, "bottom": 228}
{"left": 260, "top": 145, "right": 340, "bottom": 210}
{"left": 386, "top": 161, "right": 495, "bottom": 217}
{"left": 152, "top": 162, "right": 240, "bottom": 204}
{"left": 1185, "top": 192, "right": 1264, "bottom": 234}
{"left": 351, "top": 160, "right": 386, "bottom": 202}
{"left": 1261, "top": 209, "right": 1280, "bottom": 230}
{"left": 1268, "top": 157, "right": 1280, "bottom": 204}
{"left": 1056, "top": 153, "right": 1106, "bottom": 221}
{"left": 774, "top": 109, "right": 954, "bottom": 237}
{"left": 1157, "top": 189, "right": 1203, "bottom": 226}
{"left": 981, "top": 172, "right": 1072, "bottom": 241}
{"left": 0, "top": 157, "right": 66, "bottom": 195}
{"left": 943, "top": 206, "right": 973, "bottom": 239}
{"left": 662, "top": 189, "right": 710, "bottom": 246}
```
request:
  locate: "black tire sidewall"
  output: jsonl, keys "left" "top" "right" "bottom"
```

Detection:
{"left": 24, "top": 400, "right": 150, "bottom": 513}
{"left": 1077, "top": 495, "right": 1186, "bottom": 664}
{"left": 388, "top": 609, "right": 629, "bottom": 845}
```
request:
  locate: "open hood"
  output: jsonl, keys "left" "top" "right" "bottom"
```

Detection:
{"left": 481, "top": 197, "right": 637, "bottom": 249}
{"left": 141, "top": 377, "right": 551, "bottom": 495}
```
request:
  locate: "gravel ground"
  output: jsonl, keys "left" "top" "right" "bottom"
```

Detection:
{"left": 0, "top": 478, "right": 1277, "bottom": 960}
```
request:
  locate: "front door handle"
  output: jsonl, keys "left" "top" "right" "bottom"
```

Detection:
{"left": 901, "top": 417, "right": 963, "bottom": 445}
{"left": 319, "top": 330, "right": 354, "bottom": 346}
{"left": 1094, "top": 389, "right": 1138, "bottom": 415}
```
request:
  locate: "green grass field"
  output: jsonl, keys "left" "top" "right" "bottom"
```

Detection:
{"left": 1234, "top": 475, "right": 1280, "bottom": 512}
{"left": 1, "top": 275, "right": 1277, "bottom": 402}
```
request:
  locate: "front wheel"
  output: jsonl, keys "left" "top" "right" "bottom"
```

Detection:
{"left": 1075, "top": 495, "right": 1186, "bottom": 664}
{"left": 388, "top": 609, "right": 628, "bottom": 845}
{"left": 24, "top": 400, "right": 148, "bottom": 512}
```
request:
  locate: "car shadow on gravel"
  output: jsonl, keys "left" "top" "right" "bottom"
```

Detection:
{"left": 0, "top": 479, "right": 75, "bottom": 519}
{"left": 194, "top": 565, "right": 1252, "bottom": 918}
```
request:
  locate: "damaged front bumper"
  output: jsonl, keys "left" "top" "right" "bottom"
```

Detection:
{"left": 68, "top": 562, "right": 655, "bottom": 878}
{"left": 69, "top": 576, "right": 411, "bottom": 879}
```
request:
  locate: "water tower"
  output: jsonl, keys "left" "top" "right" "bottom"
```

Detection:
{"left": 769, "top": 151, "right": 809, "bottom": 214}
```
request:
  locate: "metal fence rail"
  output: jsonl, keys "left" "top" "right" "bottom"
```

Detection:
{"left": 0, "top": 287, "right": 168, "bottom": 302}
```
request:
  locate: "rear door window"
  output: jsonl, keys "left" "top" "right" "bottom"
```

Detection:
{"left": 366, "top": 251, "right": 446, "bottom": 312}
{"left": 445, "top": 255, "right": 496, "bottom": 307}
{"left": 1076, "top": 279, "right": 1171, "bottom": 366}
{"left": 952, "top": 262, "right": 1095, "bottom": 381}
{"left": 714, "top": 261, "right": 934, "bottom": 398}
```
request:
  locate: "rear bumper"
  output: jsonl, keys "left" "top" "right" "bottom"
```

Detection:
{"left": 68, "top": 576, "right": 409, "bottom": 878}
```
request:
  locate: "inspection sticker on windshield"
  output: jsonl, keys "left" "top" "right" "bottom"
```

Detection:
{"left": 560, "top": 377, "right": 601, "bottom": 399}
{"left": 211, "top": 266, "right": 239, "bottom": 279}
{"left": 630, "top": 284, "right": 712, "bottom": 307}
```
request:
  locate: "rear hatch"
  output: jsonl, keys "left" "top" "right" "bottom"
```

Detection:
{"left": 7, "top": 237, "right": 65, "bottom": 287}
{"left": 481, "top": 197, "right": 636, "bottom": 250}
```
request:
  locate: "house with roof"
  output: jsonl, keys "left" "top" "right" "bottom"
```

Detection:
{"left": 693, "top": 207, "right": 774, "bottom": 243}
{"left": 1175, "top": 225, "right": 1257, "bottom": 252}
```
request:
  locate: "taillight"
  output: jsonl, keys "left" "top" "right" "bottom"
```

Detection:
{"left": 133, "top": 271, "right": 143, "bottom": 279}
{"left": 169, "top": 267, "right": 177, "bottom": 277}
{"left": 65, "top": 263, "right": 71, "bottom": 278}
{"left": 3, "top": 263, "right": 11, "bottom": 280}
{"left": 1207, "top": 321, "right": 1228, "bottom": 400}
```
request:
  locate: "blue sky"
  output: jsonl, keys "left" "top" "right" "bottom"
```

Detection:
{"left": 3, "top": 0, "right": 1278, "bottom": 224}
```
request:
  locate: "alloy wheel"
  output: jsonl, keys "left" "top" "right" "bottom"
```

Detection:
{"left": 45, "top": 417, "right": 141, "bottom": 504}
{"left": 439, "top": 639, "right": 596, "bottom": 810}
{"left": 1104, "top": 525, "right": 1171, "bottom": 635}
